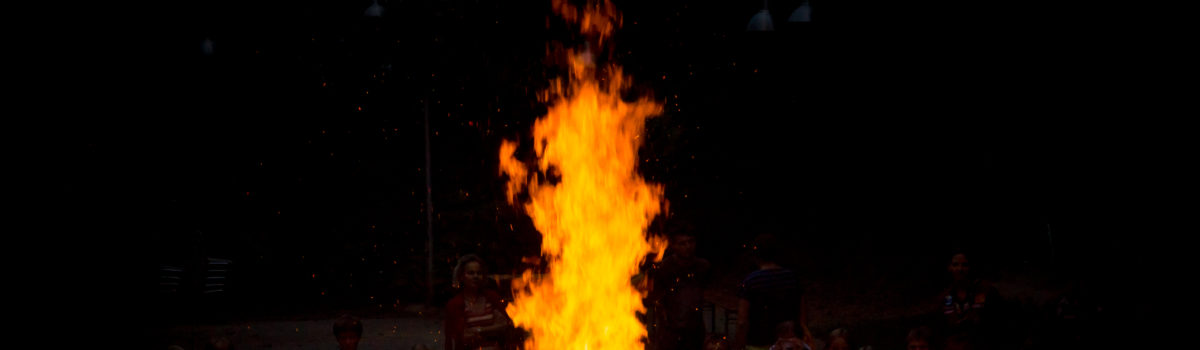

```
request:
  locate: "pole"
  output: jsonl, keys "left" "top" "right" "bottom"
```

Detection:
{"left": 424, "top": 97, "right": 436, "bottom": 306}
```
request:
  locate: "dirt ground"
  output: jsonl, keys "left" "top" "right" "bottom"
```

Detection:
{"left": 163, "top": 312, "right": 444, "bottom": 350}
{"left": 160, "top": 267, "right": 1071, "bottom": 350}
{"left": 155, "top": 233, "right": 1115, "bottom": 350}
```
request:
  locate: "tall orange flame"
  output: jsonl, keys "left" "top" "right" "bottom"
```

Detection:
{"left": 500, "top": 1, "right": 666, "bottom": 349}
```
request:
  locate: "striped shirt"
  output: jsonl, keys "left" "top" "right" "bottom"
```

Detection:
{"left": 446, "top": 290, "right": 505, "bottom": 350}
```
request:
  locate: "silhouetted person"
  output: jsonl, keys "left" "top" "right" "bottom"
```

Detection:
{"left": 734, "top": 234, "right": 810, "bottom": 350}
{"left": 650, "top": 227, "right": 711, "bottom": 350}
{"left": 940, "top": 252, "right": 1001, "bottom": 350}
{"left": 445, "top": 254, "right": 513, "bottom": 350}
{"left": 333, "top": 315, "right": 363, "bottom": 350}
{"left": 1037, "top": 280, "right": 1096, "bottom": 349}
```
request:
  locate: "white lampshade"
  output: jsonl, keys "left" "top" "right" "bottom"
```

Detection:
{"left": 364, "top": 0, "right": 384, "bottom": 17}
{"left": 789, "top": 1, "right": 812, "bottom": 22}
{"left": 747, "top": 9, "right": 775, "bottom": 31}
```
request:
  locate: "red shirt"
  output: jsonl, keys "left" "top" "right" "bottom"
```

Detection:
{"left": 445, "top": 290, "right": 505, "bottom": 350}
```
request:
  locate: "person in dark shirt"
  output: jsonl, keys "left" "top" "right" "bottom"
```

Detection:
{"left": 650, "top": 227, "right": 711, "bottom": 350}
{"left": 939, "top": 251, "right": 1001, "bottom": 350}
{"left": 734, "top": 234, "right": 810, "bottom": 350}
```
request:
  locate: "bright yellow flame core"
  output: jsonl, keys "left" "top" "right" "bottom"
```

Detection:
{"left": 501, "top": 51, "right": 667, "bottom": 349}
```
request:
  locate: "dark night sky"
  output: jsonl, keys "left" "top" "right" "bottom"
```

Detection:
{"left": 55, "top": 0, "right": 1169, "bottom": 329}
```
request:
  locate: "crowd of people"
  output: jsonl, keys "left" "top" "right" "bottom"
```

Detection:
{"left": 165, "top": 228, "right": 1113, "bottom": 350}
{"left": 431, "top": 229, "right": 1097, "bottom": 350}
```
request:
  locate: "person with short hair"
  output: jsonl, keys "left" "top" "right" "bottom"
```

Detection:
{"left": 734, "top": 234, "right": 811, "bottom": 350}
{"left": 649, "top": 224, "right": 711, "bottom": 350}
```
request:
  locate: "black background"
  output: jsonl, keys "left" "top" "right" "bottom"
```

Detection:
{"left": 51, "top": 0, "right": 1168, "bottom": 339}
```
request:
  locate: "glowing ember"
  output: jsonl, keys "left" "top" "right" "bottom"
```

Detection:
{"left": 500, "top": 1, "right": 667, "bottom": 349}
